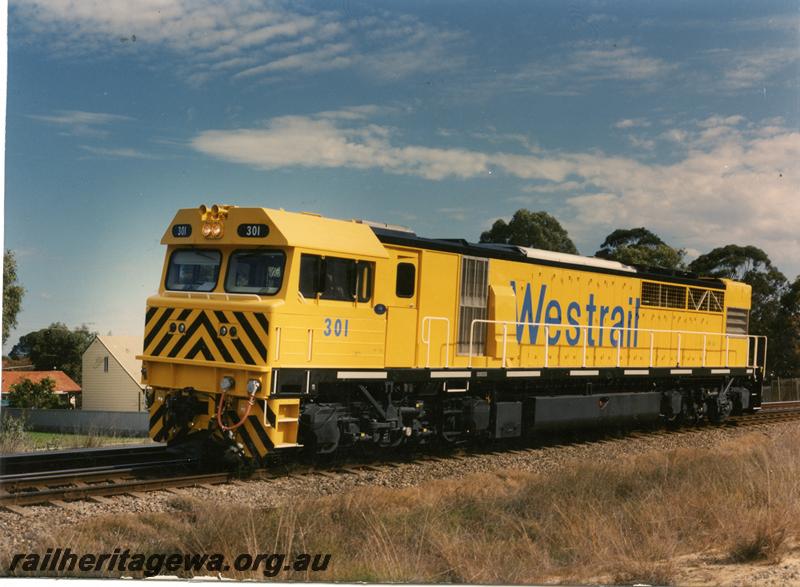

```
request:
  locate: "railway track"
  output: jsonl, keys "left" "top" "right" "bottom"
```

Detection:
{"left": 1, "top": 443, "right": 174, "bottom": 476}
{"left": 2, "top": 403, "right": 798, "bottom": 512}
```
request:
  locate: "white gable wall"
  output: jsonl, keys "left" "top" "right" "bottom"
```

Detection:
{"left": 81, "top": 338, "right": 145, "bottom": 412}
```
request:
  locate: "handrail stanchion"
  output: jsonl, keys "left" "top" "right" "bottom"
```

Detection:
{"left": 677, "top": 333, "right": 682, "bottom": 366}
{"left": 423, "top": 318, "right": 431, "bottom": 368}
{"left": 725, "top": 336, "right": 729, "bottom": 367}
{"left": 468, "top": 320, "right": 475, "bottom": 368}
{"left": 502, "top": 323, "right": 508, "bottom": 368}
{"left": 745, "top": 334, "right": 750, "bottom": 369}
{"left": 649, "top": 332, "right": 654, "bottom": 367}
{"left": 752, "top": 336, "right": 758, "bottom": 369}
{"left": 702, "top": 335, "right": 706, "bottom": 367}
{"left": 444, "top": 320, "right": 450, "bottom": 368}
{"left": 544, "top": 325, "right": 549, "bottom": 368}
{"left": 420, "top": 316, "right": 452, "bottom": 368}
{"left": 582, "top": 326, "right": 588, "bottom": 367}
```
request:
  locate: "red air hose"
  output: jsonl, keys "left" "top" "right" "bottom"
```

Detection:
{"left": 216, "top": 390, "right": 256, "bottom": 432}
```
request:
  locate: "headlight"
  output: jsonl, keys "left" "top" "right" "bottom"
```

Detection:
{"left": 247, "top": 379, "right": 261, "bottom": 395}
{"left": 220, "top": 376, "right": 235, "bottom": 391}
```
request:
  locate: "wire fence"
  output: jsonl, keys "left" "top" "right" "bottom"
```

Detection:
{"left": 762, "top": 378, "right": 800, "bottom": 403}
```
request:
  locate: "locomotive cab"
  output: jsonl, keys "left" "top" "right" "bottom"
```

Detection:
{"left": 139, "top": 205, "right": 390, "bottom": 462}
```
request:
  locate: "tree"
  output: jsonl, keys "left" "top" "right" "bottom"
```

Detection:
{"left": 688, "top": 245, "right": 779, "bottom": 281}
{"left": 3, "top": 250, "right": 25, "bottom": 345}
{"left": 595, "top": 227, "right": 686, "bottom": 269}
{"left": 480, "top": 209, "right": 578, "bottom": 253}
{"left": 769, "top": 276, "right": 800, "bottom": 378}
{"left": 9, "top": 377, "right": 60, "bottom": 409}
{"left": 689, "top": 245, "right": 790, "bottom": 376}
{"left": 16, "top": 323, "right": 97, "bottom": 384}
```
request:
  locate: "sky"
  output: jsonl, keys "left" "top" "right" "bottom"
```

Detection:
{"left": 3, "top": 0, "right": 799, "bottom": 352}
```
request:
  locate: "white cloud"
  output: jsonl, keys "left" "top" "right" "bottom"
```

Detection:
{"left": 233, "top": 43, "right": 352, "bottom": 78}
{"left": 11, "top": 1, "right": 466, "bottom": 84}
{"left": 79, "top": 145, "right": 159, "bottom": 159}
{"left": 192, "top": 113, "right": 491, "bottom": 180}
{"left": 500, "top": 39, "right": 676, "bottom": 96}
{"left": 697, "top": 47, "right": 800, "bottom": 92}
{"left": 728, "top": 15, "right": 800, "bottom": 33}
{"left": 614, "top": 118, "right": 651, "bottom": 129}
{"left": 191, "top": 109, "right": 800, "bottom": 276}
{"left": 569, "top": 40, "right": 676, "bottom": 81}
{"left": 661, "top": 129, "right": 688, "bottom": 143}
{"left": 521, "top": 181, "right": 586, "bottom": 194}
{"left": 721, "top": 47, "right": 799, "bottom": 90}
{"left": 626, "top": 135, "right": 656, "bottom": 150}
{"left": 438, "top": 208, "right": 468, "bottom": 221}
{"left": 27, "top": 109, "right": 132, "bottom": 137}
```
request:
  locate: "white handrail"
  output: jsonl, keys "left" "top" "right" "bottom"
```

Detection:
{"left": 162, "top": 291, "right": 262, "bottom": 301}
{"left": 465, "top": 318, "right": 767, "bottom": 372}
{"left": 421, "top": 316, "right": 451, "bottom": 368}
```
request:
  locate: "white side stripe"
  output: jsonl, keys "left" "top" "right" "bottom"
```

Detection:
{"left": 506, "top": 370, "right": 541, "bottom": 378}
{"left": 336, "top": 371, "right": 387, "bottom": 380}
{"left": 570, "top": 370, "right": 599, "bottom": 376}
{"left": 671, "top": 369, "right": 692, "bottom": 375}
{"left": 711, "top": 368, "right": 731, "bottom": 374}
{"left": 624, "top": 369, "right": 649, "bottom": 375}
{"left": 431, "top": 371, "right": 471, "bottom": 379}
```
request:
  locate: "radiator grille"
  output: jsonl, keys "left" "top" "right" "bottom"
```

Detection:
{"left": 457, "top": 256, "right": 489, "bottom": 355}
{"left": 641, "top": 281, "right": 687, "bottom": 309}
{"left": 726, "top": 307, "right": 749, "bottom": 335}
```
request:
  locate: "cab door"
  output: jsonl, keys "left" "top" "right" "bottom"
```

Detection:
{"left": 385, "top": 253, "right": 419, "bottom": 367}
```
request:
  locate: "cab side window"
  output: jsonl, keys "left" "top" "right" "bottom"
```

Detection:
{"left": 321, "top": 257, "right": 356, "bottom": 300}
{"left": 299, "top": 254, "right": 373, "bottom": 302}
{"left": 299, "top": 254, "right": 322, "bottom": 298}
{"left": 356, "top": 261, "right": 373, "bottom": 302}
{"left": 396, "top": 262, "right": 416, "bottom": 298}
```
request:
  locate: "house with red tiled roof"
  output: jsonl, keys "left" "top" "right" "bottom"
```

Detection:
{"left": 1, "top": 370, "right": 81, "bottom": 407}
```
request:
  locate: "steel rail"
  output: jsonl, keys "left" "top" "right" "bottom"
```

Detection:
{"left": 0, "top": 471, "right": 237, "bottom": 507}
{"left": 1, "top": 444, "right": 168, "bottom": 476}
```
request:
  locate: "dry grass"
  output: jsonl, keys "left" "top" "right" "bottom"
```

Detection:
{"left": 6, "top": 427, "right": 800, "bottom": 584}
{"left": 0, "top": 413, "right": 28, "bottom": 453}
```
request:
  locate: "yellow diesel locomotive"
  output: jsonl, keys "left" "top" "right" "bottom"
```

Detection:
{"left": 140, "top": 205, "right": 766, "bottom": 462}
